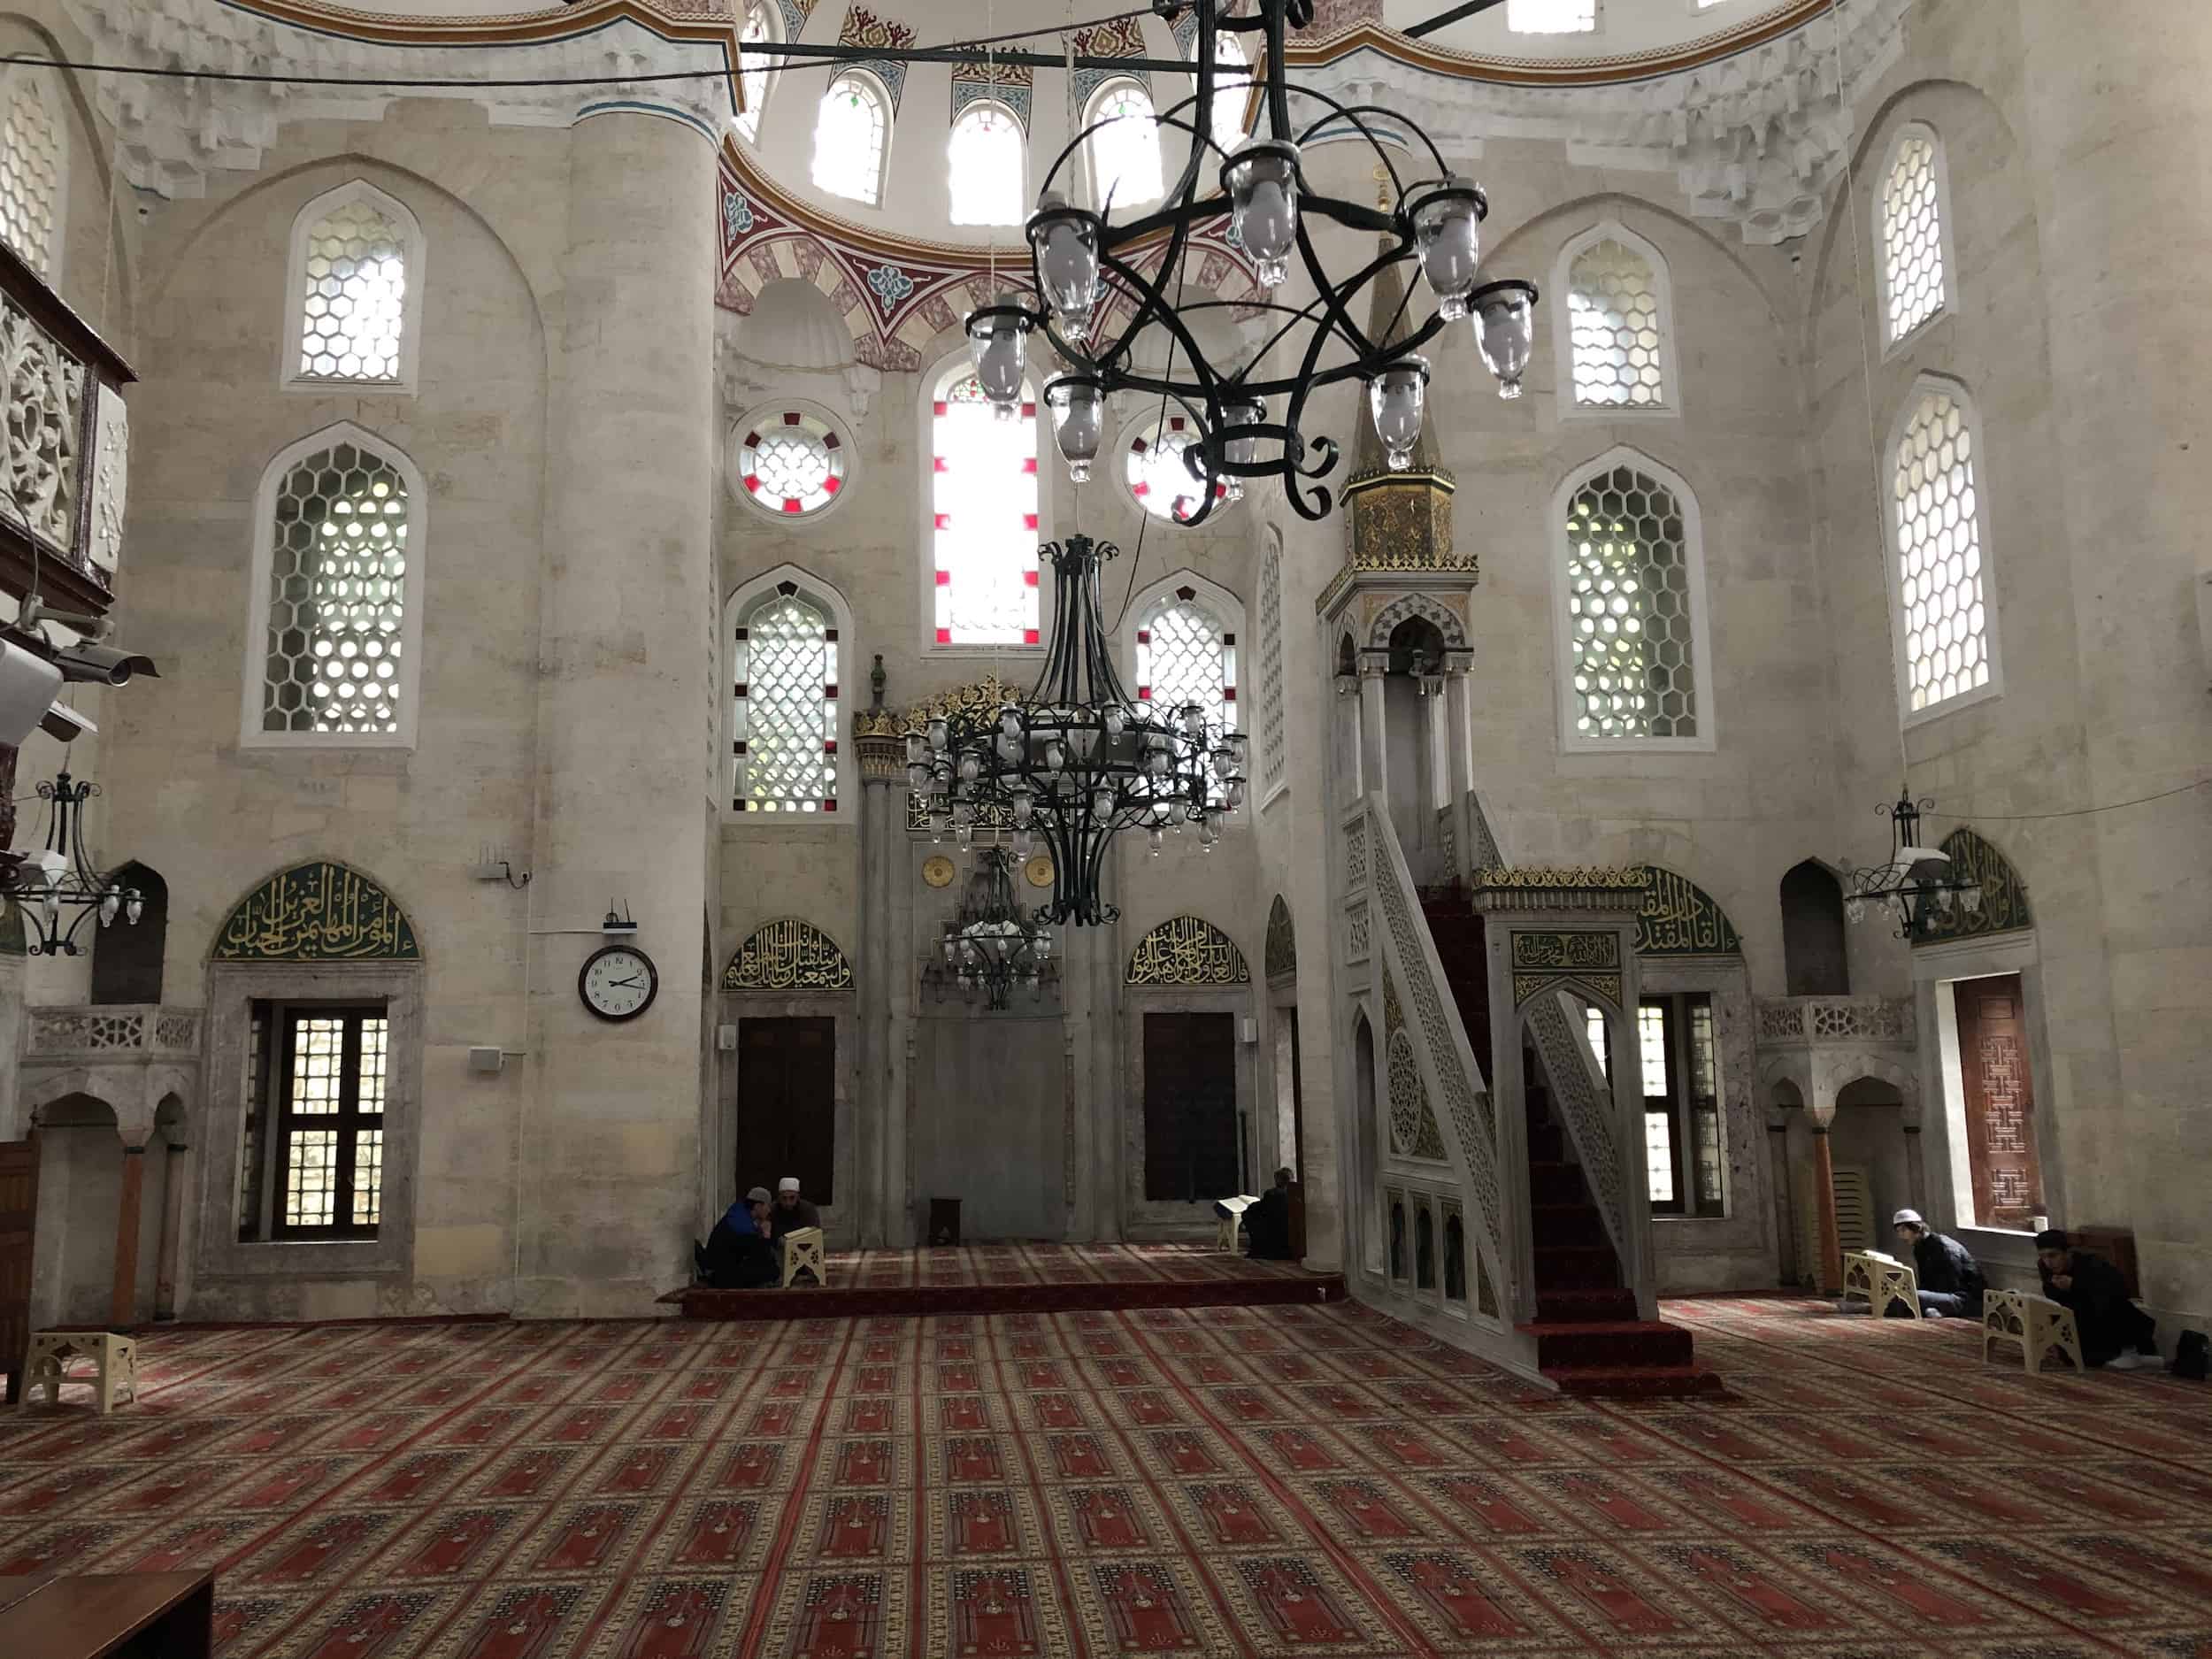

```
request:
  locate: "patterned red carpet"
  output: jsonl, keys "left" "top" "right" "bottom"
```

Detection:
{"left": 4, "top": 1294, "right": 2210, "bottom": 1656}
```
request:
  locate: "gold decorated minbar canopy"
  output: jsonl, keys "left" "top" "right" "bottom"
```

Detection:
{"left": 1472, "top": 864, "right": 1743, "bottom": 953}
{"left": 1125, "top": 915, "right": 1250, "bottom": 987}
{"left": 211, "top": 862, "right": 420, "bottom": 962}
{"left": 723, "top": 918, "right": 855, "bottom": 991}
{"left": 853, "top": 672, "right": 1029, "bottom": 741}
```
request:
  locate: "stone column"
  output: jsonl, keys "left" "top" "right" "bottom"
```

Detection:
{"left": 857, "top": 738, "right": 902, "bottom": 1248}
{"left": 111, "top": 1140, "right": 145, "bottom": 1325}
{"left": 1356, "top": 651, "right": 1389, "bottom": 806}
{"left": 1442, "top": 656, "right": 1475, "bottom": 884}
{"left": 522, "top": 109, "right": 717, "bottom": 1317}
{"left": 155, "top": 1138, "right": 187, "bottom": 1320}
{"left": 2016, "top": 7, "right": 2212, "bottom": 1312}
{"left": 1809, "top": 1124, "right": 1842, "bottom": 1296}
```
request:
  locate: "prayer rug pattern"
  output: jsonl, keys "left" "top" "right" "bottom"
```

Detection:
{"left": 2, "top": 1296, "right": 2209, "bottom": 1655}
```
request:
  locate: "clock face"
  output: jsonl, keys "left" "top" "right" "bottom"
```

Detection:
{"left": 580, "top": 945, "right": 658, "bottom": 1021}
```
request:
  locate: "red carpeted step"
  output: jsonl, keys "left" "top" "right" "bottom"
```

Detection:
{"left": 1533, "top": 1243, "right": 1621, "bottom": 1290}
{"left": 1538, "top": 1288, "right": 1640, "bottom": 1323}
{"left": 1526, "top": 1124, "right": 1565, "bottom": 1163}
{"left": 1531, "top": 1202, "right": 1608, "bottom": 1247}
{"left": 1543, "top": 1363, "right": 1727, "bottom": 1399}
{"left": 1520, "top": 1319, "right": 1695, "bottom": 1371}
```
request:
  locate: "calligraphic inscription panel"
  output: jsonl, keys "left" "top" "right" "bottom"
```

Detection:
{"left": 1635, "top": 868, "right": 1742, "bottom": 956}
{"left": 1509, "top": 932, "right": 1619, "bottom": 972}
{"left": 723, "top": 918, "right": 856, "bottom": 991}
{"left": 1914, "top": 826, "right": 2032, "bottom": 946}
{"left": 1125, "top": 916, "right": 1249, "bottom": 987}
{"left": 212, "top": 862, "right": 420, "bottom": 961}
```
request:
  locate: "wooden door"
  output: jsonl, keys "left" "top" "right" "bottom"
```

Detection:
{"left": 736, "top": 1018, "right": 836, "bottom": 1204}
{"left": 1142, "top": 1012, "right": 1238, "bottom": 1202}
{"left": 1953, "top": 973, "right": 2042, "bottom": 1228}
{"left": 0, "top": 1139, "right": 37, "bottom": 1396}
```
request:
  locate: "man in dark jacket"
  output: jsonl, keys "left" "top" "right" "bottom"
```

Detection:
{"left": 1243, "top": 1168, "right": 1296, "bottom": 1262}
{"left": 1892, "top": 1209, "right": 1984, "bottom": 1317}
{"left": 697, "top": 1187, "right": 779, "bottom": 1289}
{"left": 2037, "top": 1228, "right": 2159, "bottom": 1370}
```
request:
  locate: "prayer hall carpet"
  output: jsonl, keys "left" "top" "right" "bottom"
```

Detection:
{"left": 4, "top": 1295, "right": 2211, "bottom": 1657}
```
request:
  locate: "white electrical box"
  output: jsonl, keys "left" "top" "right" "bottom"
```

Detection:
{"left": 467, "top": 1047, "right": 503, "bottom": 1075}
{"left": 718, "top": 1025, "right": 739, "bottom": 1051}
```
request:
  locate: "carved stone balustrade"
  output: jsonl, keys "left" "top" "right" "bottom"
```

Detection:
{"left": 20, "top": 1004, "right": 200, "bottom": 1145}
{"left": 1754, "top": 995, "right": 1918, "bottom": 1125}
{"left": 1755, "top": 995, "right": 1915, "bottom": 1048}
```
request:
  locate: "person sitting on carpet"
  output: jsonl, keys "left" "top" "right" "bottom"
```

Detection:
{"left": 769, "top": 1176, "right": 822, "bottom": 1240}
{"left": 1244, "top": 1167, "right": 1297, "bottom": 1262}
{"left": 2037, "top": 1228, "right": 2160, "bottom": 1370}
{"left": 1892, "top": 1208, "right": 1984, "bottom": 1318}
{"left": 696, "top": 1187, "right": 779, "bottom": 1289}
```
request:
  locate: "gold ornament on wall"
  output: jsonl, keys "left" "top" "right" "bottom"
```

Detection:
{"left": 1023, "top": 853, "right": 1055, "bottom": 889}
{"left": 922, "top": 855, "right": 957, "bottom": 889}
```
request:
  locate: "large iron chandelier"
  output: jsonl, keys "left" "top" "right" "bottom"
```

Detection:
{"left": 909, "top": 534, "right": 1246, "bottom": 925}
{"left": 963, "top": 0, "right": 1540, "bottom": 525}
{"left": 1844, "top": 788, "right": 1980, "bottom": 938}
{"left": 19, "top": 768, "right": 145, "bottom": 957}
{"left": 930, "top": 846, "right": 1058, "bottom": 1009}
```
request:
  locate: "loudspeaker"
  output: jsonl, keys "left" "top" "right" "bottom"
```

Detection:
{"left": 0, "top": 641, "right": 63, "bottom": 748}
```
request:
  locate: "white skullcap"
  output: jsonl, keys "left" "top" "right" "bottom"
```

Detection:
{"left": 778, "top": 1177, "right": 801, "bottom": 1193}
{"left": 1892, "top": 1208, "right": 1924, "bottom": 1229}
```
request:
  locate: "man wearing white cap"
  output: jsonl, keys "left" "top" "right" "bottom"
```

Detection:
{"left": 1892, "top": 1208, "right": 1985, "bottom": 1318}
{"left": 769, "top": 1176, "right": 821, "bottom": 1241}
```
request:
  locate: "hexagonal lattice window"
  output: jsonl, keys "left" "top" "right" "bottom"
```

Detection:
{"left": 0, "top": 75, "right": 61, "bottom": 276}
{"left": 296, "top": 199, "right": 406, "bottom": 381}
{"left": 260, "top": 442, "right": 411, "bottom": 735}
{"left": 1893, "top": 386, "right": 1989, "bottom": 712}
{"left": 734, "top": 591, "right": 836, "bottom": 813}
{"left": 1881, "top": 131, "right": 1947, "bottom": 343}
{"left": 736, "top": 411, "right": 846, "bottom": 518}
{"left": 1568, "top": 238, "right": 1666, "bottom": 409}
{"left": 1562, "top": 464, "right": 1699, "bottom": 740}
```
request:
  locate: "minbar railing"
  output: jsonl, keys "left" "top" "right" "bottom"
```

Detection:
{"left": 23, "top": 1004, "right": 202, "bottom": 1063}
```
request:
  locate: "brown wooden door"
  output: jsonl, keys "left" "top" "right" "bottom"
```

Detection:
{"left": 0, "top": 1139, "right": 37, "bottom": 1394}
{"left": 736, "top": 1018, "right": 836, "bottom": 1205}
{"left": 1953, "top": 973, "right": 2042, "bottom": 1228}
{"left": 1142, "top": 1012, "right": 1238, "bottom": 1202}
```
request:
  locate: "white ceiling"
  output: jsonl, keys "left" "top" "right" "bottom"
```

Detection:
{"left": 1378, "top": 0, "right": 1771, "bottom": 59}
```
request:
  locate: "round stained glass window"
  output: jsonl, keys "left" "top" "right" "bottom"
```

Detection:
{"left": 1125, "top": 415, "right": 1227, "bottom": 525}
{"left": 736, "top": 410, "right": 848, "bottom": 517}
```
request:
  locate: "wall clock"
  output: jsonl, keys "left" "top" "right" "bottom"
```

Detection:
{"left": 921, "top": 854, "right": 956, "bottom": 888}
{"left": 1024, "top": 853, "right": 1056, "bottom": 888}
{"left": 580, "top": 943, "right": 659, "bottom": 1021}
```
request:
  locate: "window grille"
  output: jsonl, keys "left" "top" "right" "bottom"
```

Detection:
{"left": 1087, "top": 81, "right": 1162, "bottom": 209}
{"left": 1880, "top": 130, "right": 1947, "bottom": 343}
{"left": 1125, "top": 415, "right": 1225, "bottom": 524}
{"left": 296, "top": 198, "right": 407, "bottom": 382}
{"left": 1568, "top": 238, "right": 1666, "bottom": 408}
{"left": 932, "top": 372, "right": 1040, "bottom": 647}
{"left": 1562, "top": 463, "right": 1698, "bottom": 740}
{"left": 0, "top": 73, "right": 62, "bottom": 275}
{"left": 735, "top": 410, "right": 846, "bottom": 518}
{"left": 258, "top": 439, "right": 412, "bottom": 737}
{"left": 1893, "top": 384, "right": 1990, "bottom": 712}
{"left": 734, "top": 589, "right": 837, "bottom": 813}
{"left": 949, "top": 103, "right": 1025, "bottom": 227}
{"left": 1135, "top": 596, "right": 1234, "bottom": 804}
{"left": 258, "top": 1005, "right": 390, "bottom": 1240}
{"left": 813, "top": 73, "right": 889, "bottom": 204}
{"left": 736, "top": 3, "right": 774, "bottom": 143}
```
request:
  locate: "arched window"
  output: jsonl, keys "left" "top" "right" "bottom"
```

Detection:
{"left": 1203, "top": 32, "right": 1251, "bottom": 154}
{"left": 0, "top": 69, "right": 65, "bottom": 277}
{"left": 1890, "top": 380, "right": 1994, "bottom": 714}
{"left": 283, "top": 180, "right": 421, "bottom": 391}
{"left": 243, "top": 426, "right": 426, "bottom": 747}
{"left": 735, "top": 1, "right": 778, "bottom": 144}
{"left": 931, "top": 366, "right": 1039, "bottom": 647}
{"left": 1086, "top": 79, "right": 1162, "bottom": 210}
{"left": 1878, "top": 124, "right": 1948, "bottom": 345}
{"left": 1506, "top": 0, "right": 1594, "bottom": 32}
{"left": 1133, "top": 578, "right": 1238, "bottom": 808}
{"left": 812, "top": 72, "right": 890, "bottom": 204}
{"left": 1561, "top": 227, "right": 1670, "bottom": 410}
{"left": 733, "top": 582, "right": 838, "bottom": 814}
{"left": 1125, "top": 413, "right": 1225, "bottom": 524}
{"left": 1553, "top": 451, "right": 1710, "bottom": 747}
{"left": 1256, "top": 532, "right": 1286, "bottom": 797}
{"left": 948, "top": 102, "right": 1025, "bottom": 228}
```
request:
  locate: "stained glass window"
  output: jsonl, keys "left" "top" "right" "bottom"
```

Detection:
{"left": 296, "top": 196, "right": 407, "bottom": 382}
{"left": 0, "top": 73, "right": 62, "bottom": 276}
{"left": 273, "top": 1008, "right": 389, "bottom": 1239}
{"left": 736, "top": 2, "right": 774, "bottom": 144}
{"left": 1880, "top": 129, "right": 1947, "bottom": 343}
{"left": 1507, "top": 0, "right": 1595, "bottom": 32}
{"left": 1136, "top": 595, "right": 1235, "bottom": 803}
{"left": 1568, "top": 237, "right": 1666, "bottom": 408}
{"left": 735, "top": 411, "right": 846, "bottom": 518}
{"left": 949, "top": 103, "right": 1025, "bottom": 227}
{"left": 1256, "top": 541, "right": 1285, "bottom": 793}
{"left": 813, "top": 73, "right": 889, "bottom": 204}
{"left": 1562, "top": 462, "right": 1699, "bottom": 741}
{"left": 933, "top": 372, "right": 1040, "bottom": 647}
{"left": 259, "top": 439, "right": 413, "bottom": 738}
{"left": 1087, "top": 81, "right": 1162, "bottom": 210}
{"left": 734, "top": 589, "right": 837, "bottom": 812}
{"left": 1893, "top": 384, "right": 1990, "bottom": 713}
{"left": 1125, "top": 415, "right": 1225, "bottom": 524}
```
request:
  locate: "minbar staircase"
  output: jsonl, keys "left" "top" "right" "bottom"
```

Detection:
{"left": 1421, "top": 886, "right": 1719, "bottom": 1399}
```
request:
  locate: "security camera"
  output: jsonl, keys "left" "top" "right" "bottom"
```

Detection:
{"left": 0, "top": 638, "right": 63, "bottom": 748}
{"left": 53, "top": 641, "right": 160, "bottom": 686}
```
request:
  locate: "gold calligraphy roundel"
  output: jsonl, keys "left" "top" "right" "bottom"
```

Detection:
{"left": 1024, "top": 854, "right": 1055, "bottom": 888}
{"left": 921, "top": 855, "right": 957, "bottom": 889}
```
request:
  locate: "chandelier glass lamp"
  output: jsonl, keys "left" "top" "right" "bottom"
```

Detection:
{"left": 908, "top": 534, "right": 1247, "bottom": 926}
{"left": 19, "top": 768, "right": 144, "bottom": 957}
{"left": 934, "top": 846, "right": 1057, "bottom": 1010}
{"left": 970, "top": 0, "right": 1540, "bottom": 526}
{"left": 1843, "top": 787, "right": 1981, "bottom": 938}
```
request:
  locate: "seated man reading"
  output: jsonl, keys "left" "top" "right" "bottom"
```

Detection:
{"left": 769, "top": 1176, "right": 821, "bottom": 1240}
{"left": 1243, "top": 1167, "right": 1297, "bottom": 1262}
{"left": 2037, "top": 1228, "right": 2159, "bottom": 1370}
{"left": 1892, "top": 1207, "right": 1984, "bottom": 1318}
{"left": 696, "top": 1187, "right": 779, "bottom": 1289}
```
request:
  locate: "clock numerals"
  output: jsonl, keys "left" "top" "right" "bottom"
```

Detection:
{"left": 580, "top": 946, "right": 658, "bottom": 1021}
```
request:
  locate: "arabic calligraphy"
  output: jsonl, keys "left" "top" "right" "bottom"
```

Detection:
{"left": 211, "top": 862, "right": 420, "bottom": 962}
{"left": 1125, "top": 915, "right": 1249, "bottom": 987}
{"left": 1913, "top": 826, "right": 2032, "bottom": 946}
{"left": 723, "top": 918, "right": 855, "bottom": 991}
{"left": 1636, "top": 867, "right": 1742, "bottom": 956}
{"left": 1509, "top": 932, "right": 1620, "bottom": 971}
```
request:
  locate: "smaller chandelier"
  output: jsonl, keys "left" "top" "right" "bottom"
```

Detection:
{"left": 930, "top": 846, "right": 1056, "bottom": 1010}
{"left": 1844, "top": 789, "right": 1980, "bottom": 938}
{"left": 14, "top": 768, "right": 144, "bottom": 957}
